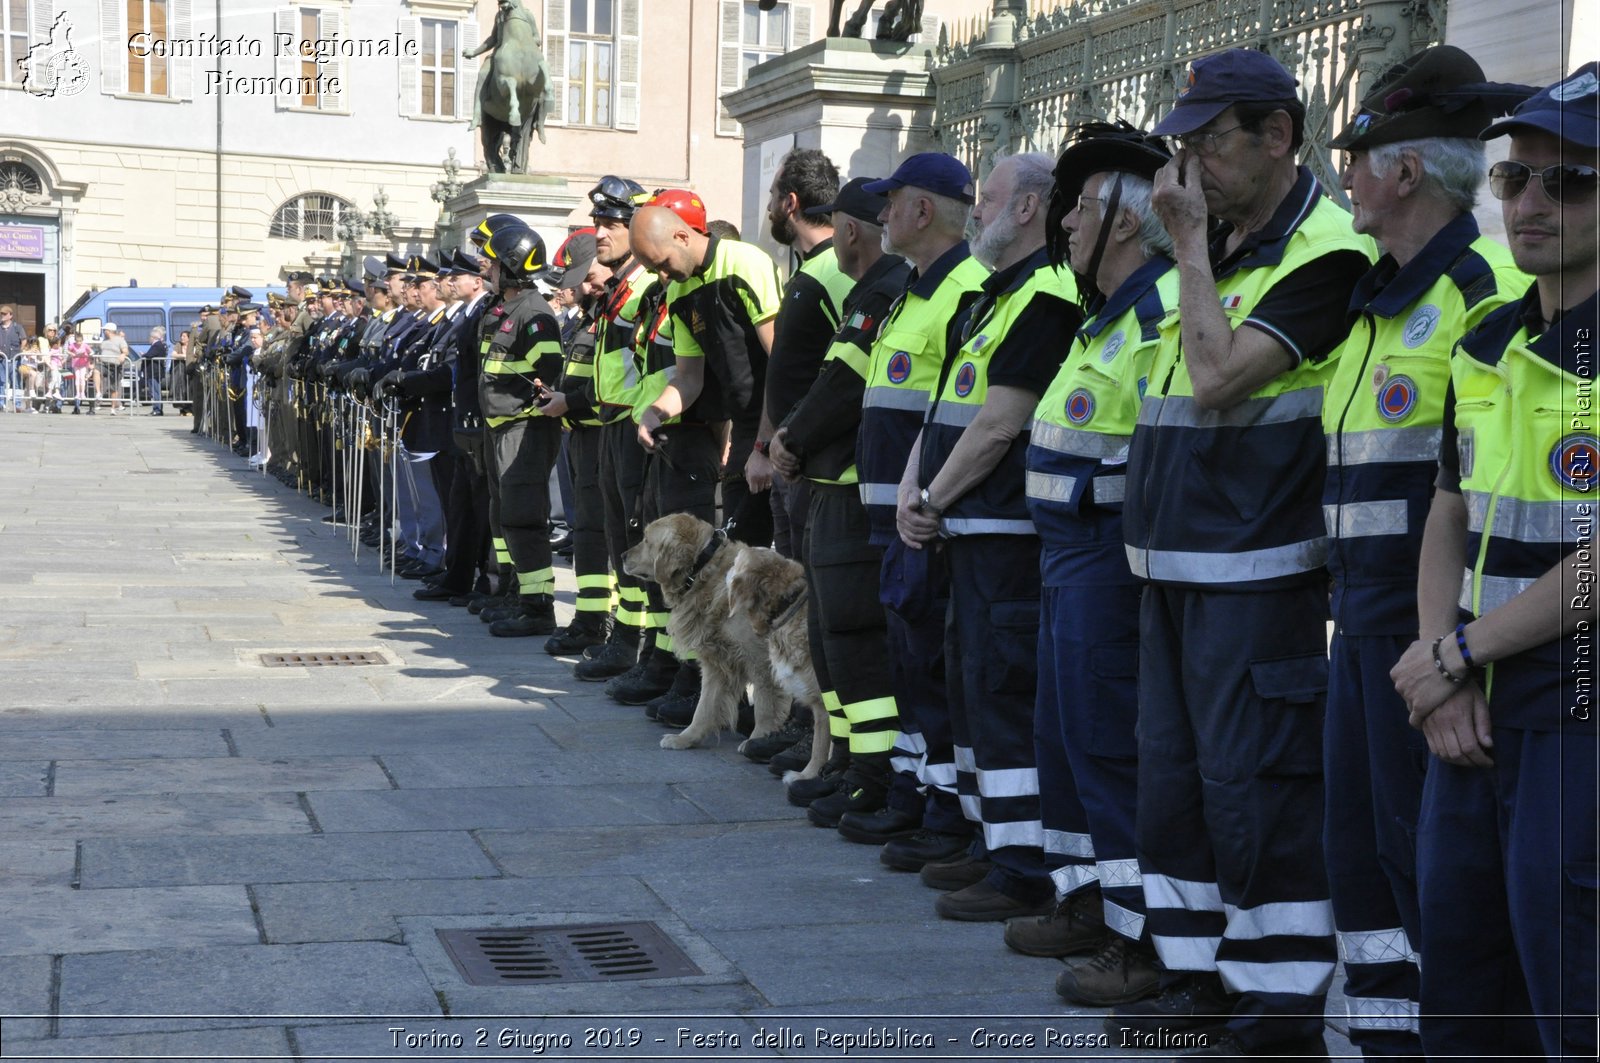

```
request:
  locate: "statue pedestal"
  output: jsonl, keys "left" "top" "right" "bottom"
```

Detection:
{"left": 441, "top": 173, "right": 585, "bottom": 257}
{"left": 722, "top": 38, "right": 941, "bottom": 268}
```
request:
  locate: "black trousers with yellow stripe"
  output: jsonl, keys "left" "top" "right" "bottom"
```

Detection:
{"left": 599, "top": 419, "right": 650, "bottom": 637}
{"left": 565, "top": 424, "right": 611, "bottom": 623}
{"left": 490, "top": 414, "right": 562, "bottom": 600}
{"left": 805, "top": 483, "right": 900, "bottom": 760}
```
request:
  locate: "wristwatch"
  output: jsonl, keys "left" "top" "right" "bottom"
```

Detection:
{"left": 753, "top": 439, "right": 771, "bottom": 456}
{"left": 918, "top": 487, "right": 943, "bottom": 516}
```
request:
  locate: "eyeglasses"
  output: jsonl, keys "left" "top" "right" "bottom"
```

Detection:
{"left": 1174, "top": 122, "right": 1247, "bottom": 157}
{"left": 1488, "top": 161, "right": 1600, "bottom": 205}
{"left": 1075, "top": 194, "right": 1107, "bottom": 213}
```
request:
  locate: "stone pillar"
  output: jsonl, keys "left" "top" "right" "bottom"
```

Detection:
{"left": 440, "top": 174, "right": 586, "bottom": 261}
{"left": 970, "top": 0, "right": 1026, "bottom": 179}
{"left": 722, "top": 37, "right": 944, "bottom": 268}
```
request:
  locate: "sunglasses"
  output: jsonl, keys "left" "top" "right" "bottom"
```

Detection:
{"left": 1488, "top": 161, "right": 1600, "bottom": 204}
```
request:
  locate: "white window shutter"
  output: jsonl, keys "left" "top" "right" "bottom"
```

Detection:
{"left": 29, "top": 0, "right": 52, "bottom": 47}
{"left": 791, "top": 2, "right": 812, "bottom": 49}
{"left": 715, "top": 0, "right": 740, "bottom": 136}
{"left": 456, "top": 18, "right": 479, "bottom": 122}
{"left": 614, "top": 0, "right": 639, "bottom": 130}
{"left": 542, "top": 0, "right": 566, "bottom": 124}
{"left": 274, "top": 7, "right": 298, "bottom": 109}
{"left": 319, "top": 8, "right": 345, "bottom": 110}
{"left": 98, "top": 0, "right": 124, "bottom": 95}
{"left": 169, "top": 0, "right": 194, "bottom": 99}
{"left": 397, "top": 15, "right": 421, "bottom": 117}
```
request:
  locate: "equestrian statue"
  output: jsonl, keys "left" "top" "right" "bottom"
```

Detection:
{"left": 759, "top": 0, "right": 924, "bottom": 40}
{"left": 467, "top": 0, "right": 553, "bottom": 173}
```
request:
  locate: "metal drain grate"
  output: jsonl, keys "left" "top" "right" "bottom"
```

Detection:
{"left": 437, "top": 922, "right": 703, "bottom": 986}
{"left": 259, "top": 651, "right": 388, "bottom": 667}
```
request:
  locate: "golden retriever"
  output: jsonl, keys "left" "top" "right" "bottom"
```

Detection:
{"left": 621, "top": 514, "right": 789, "bottom": 752}
{"left": 724, "top": 547, "right": 832, "bottom": 783}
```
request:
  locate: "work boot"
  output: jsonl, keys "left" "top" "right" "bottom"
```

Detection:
{"left": 489, "top": 595, "right": 557, "bottom": 638}
{"left": 574, "top": 626, "right": 641, "bottom": 681}
{"left": 1177, "top": 1031, "right": 1328, "bottom": 1058}
{"left": 743, "top": 706, "right": 811, "bottom": 764}
{"left": 935, "top": 879, "right": 1056, "bottom": 922}
{"left": 880, "top": 828, "right": 972, "bottom": 872}
{"left": 605, "top": 647, "right": 678, "bottom": 705}
{"left": 649, "top": 661, "right": 702, "bottom": 723}
{"left": 785, "top": 744, "right": 849, "bottom": 807}
{"left": 1055, "top": 934, "right": 1163, "bottom": 1007}
{"left": 479, "top": 600, "right": 524, "bottom": 624}
{"left": 1104, "top": 971, "right": 1236, "bottom": 1038}
{"left": 769, "top": 730, "right": 826, "bottom": 775}
{"left": 1004, "top": 888, "right": 1108, "bottom": 958}
{"left": 918, "top": 851, "right": 993, "bottom": 891}
{"left": 836, "top": 806, "right": 921, "bottom": 845}
{"left": 807, "top": 753, "right": 891, "bottom": 828}
{"left": 544, "top": 614, "right": 609, "bottom": 656}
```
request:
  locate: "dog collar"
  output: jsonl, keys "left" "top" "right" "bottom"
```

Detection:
{"left": 681, "top": 529, "right": 727, "bottom": 592}
{"left": 766, "top": 585, "right": 808, "bottom": 631}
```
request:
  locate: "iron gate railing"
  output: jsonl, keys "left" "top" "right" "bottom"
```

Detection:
{"left": 933, "top": 0, "right": 1447, "bottom": 200}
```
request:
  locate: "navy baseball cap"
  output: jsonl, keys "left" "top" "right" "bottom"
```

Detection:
{"left": 862, "top": 153, "right": 975, "bottom": 204}
{"left": 1153, "top": 48, "right": 1300, "bottom": 137}
{"left": 804, "top": 176, "right": 891, "bottom": 223}
{"left": 1481, "top": 62, "right": 1600, "bottom": 148}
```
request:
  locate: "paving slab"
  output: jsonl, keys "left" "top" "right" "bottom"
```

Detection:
{"left": 479, "top": 822, "right": 823, "bottom": 879}
{"left": 0, "top": 954, "right": 53, "bottom": 1043}
{"left": 0, "top": 1025, "right": 293, "bottom": 1060}
{"left": 0, "top": 884, "right": 257, "bottom": 956}
{"left": 0, "top": 728, "right": 231, "bottom": 761}
{"left": 0, "top": 760, "right": 49, "bottom": 797}
{"left": 50, "top": 755, "right": 393, "bottom": 797}
{"left": 55, "top": 942, "right": 443, "bottom": 1037}
{"left": 79, "top": 830, "right": 499, "bottom": 888}
{"left": 305, "top": 783, "right": 717, "bottom": 832}
{"left": 0, "top": 840, "right": 78, "bottom": 887}
{"left": 0, "top": 791, "right": 311, "bottom": 839}
{"left": 377, "top": 748, "right": 751, "bottom": 789}
{"left": 226, "top": 711, "right": 560, "bottom": 757}
{"left": 252, "top": 875, "right": 670, "bottom": 944}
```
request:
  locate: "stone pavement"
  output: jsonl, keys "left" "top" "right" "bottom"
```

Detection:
{"left": 0, "top": 412, "right": 1356, "bottom": 1061}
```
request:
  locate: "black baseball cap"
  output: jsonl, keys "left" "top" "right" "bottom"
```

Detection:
{"left": 1153, "top": 49, "right": 1300, "bottom": 137}
{"left": 803, "top": 176, "right": 890, "bottom": 223}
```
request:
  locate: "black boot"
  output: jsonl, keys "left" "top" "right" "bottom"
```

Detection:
{"left": 543, "top": 613, "right": 610, "bottom": 656}
{"left": 604, "top": 645, "right": 678, "bottom": 705}
{"left": 573, "top": 624, "right": 642, "bottom": 681}
{"left": 807, "top": 751, "right": 892, "bottom": 828}
{"left": 785, "top": 743, "right": 849, "bottom": 807}
{"left": 649, "top": 661, "right": 702, "bottom": 723}
{"left": 489, "top": 595, "right": 558, "bottom": 638}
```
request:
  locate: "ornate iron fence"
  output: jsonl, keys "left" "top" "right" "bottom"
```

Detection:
{"left": 933, "top": 0, "right": 1447, "bottom": 201}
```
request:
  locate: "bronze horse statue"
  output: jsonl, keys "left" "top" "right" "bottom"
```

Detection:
{"left": 759, "top": 0, "right": 923, "bottom": 40}
{"left": 468, "top": 0, "right": 553, "bottom": 173}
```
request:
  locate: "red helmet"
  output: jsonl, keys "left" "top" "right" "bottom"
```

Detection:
{"left": 646, "top": 188, "right": 708, "bottom": 235}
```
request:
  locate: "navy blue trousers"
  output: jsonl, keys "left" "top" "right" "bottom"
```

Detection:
{"left": 1036, "top": 542, "right": 1144, "bottom": 937}
{"left": 945, "top": 534, "right": 1051, "bottom": 903}
{"left": 1324, "top": 631, "right": 1426, "bottom": 1055}
{"left": 1417, "top": 725, "right": 1597, "bottom": 1060}
{"left": 1137, "top": 582, "right": 1335, "bottom": 1051}
{"left": 882, "top": 545, "right": 962, "bottom": 830}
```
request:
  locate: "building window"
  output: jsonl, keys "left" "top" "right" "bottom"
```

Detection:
{"left": 541, "top": 0, "right": 637, "bottom": 130}
{"left": 717, "top": 0, "right": 810, "bottom": 136}
{"left": 2, "top": 0, "right": 29, "bottom": 87}
{"left": 420, "top": 17, "right": 458, "bottom": 117}
{"left": 126, "top": 0, "right": 169, "bottom": 96}
{"left": 269, "top": 193, "right": 356, "bottom": 241}
{"left": 566, "top": 0, "right": 612, "bottom": 127}
{"left": 274, "top": 5, "right": 345, "bottom": 112}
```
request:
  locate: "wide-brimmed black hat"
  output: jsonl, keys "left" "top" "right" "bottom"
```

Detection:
{"left": 1331, "top": 46, "right": 1526, "bottom": 150}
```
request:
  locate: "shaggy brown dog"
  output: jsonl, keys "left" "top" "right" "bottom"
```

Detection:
{"left": 724, "top": 547, "right": 832, "bottom": 782}
{"left": 621, "top": 514, "right": 789, "bottom": 751}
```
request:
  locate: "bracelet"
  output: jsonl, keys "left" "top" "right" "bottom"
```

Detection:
{"left": 1454, "top": 622, "right": 1478, "bottom": 670}
{"left": 1431, "top": 635, "right": 1466, "bottom": 684}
